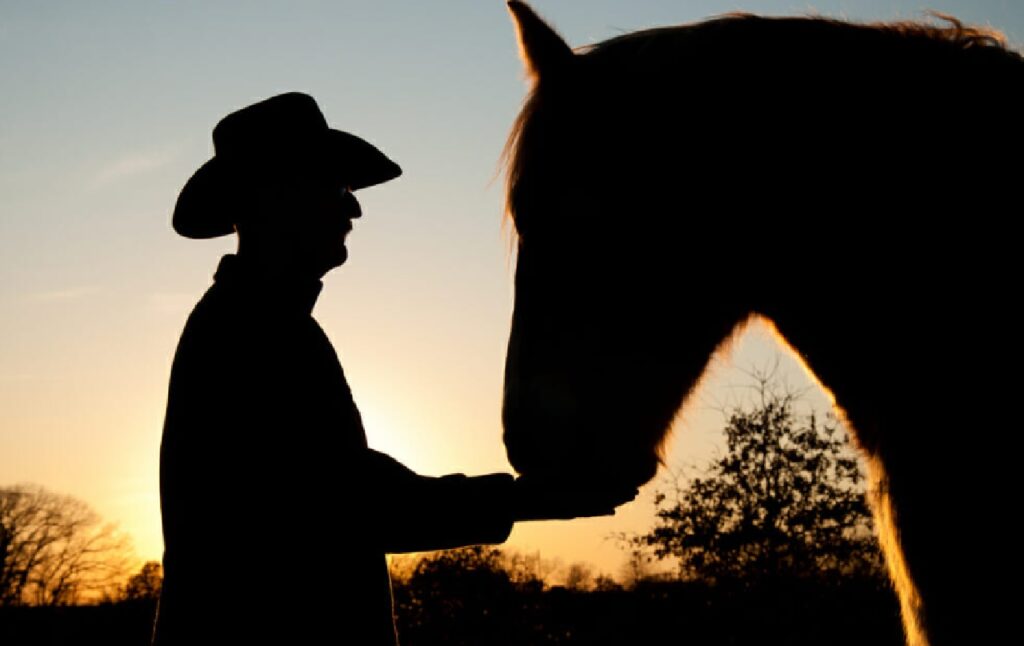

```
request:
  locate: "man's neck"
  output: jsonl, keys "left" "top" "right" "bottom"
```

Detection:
{"left": 215, "top": 254, "right": 325, "bottom": 315}
{"left": 235, "top": 245, "right": 331, "bottom": 284}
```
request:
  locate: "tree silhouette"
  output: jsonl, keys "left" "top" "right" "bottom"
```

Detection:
{"left": 123, "top": 561, "right": 162, "bottom": 602}
{"left": 564, "top": 562, "right": 594, "bottom": 591}
{"left": 394, "top": 546, "right": 524, "bottom": 646}
{"left": 635, "top": 374, "right": 884, "bottom": 585}
{"left": 0, "top": 484, "right": 132, "bottom": 606}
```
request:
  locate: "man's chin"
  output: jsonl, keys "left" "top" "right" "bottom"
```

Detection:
{"left": 330, "top": 246, "right": 348, "bottom": 269}
{"left": 309, "top": 247, "right": 348, "bottom": 277}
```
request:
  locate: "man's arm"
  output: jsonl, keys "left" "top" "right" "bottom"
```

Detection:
{"left": 358, "top": 450, "right": 515, "bottom": 553}
{"left": 356, "top": 450, "right": 637, "bottom": 554}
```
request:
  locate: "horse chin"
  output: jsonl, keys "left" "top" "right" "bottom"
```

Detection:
{"left": 587, "top": 452, "right": 659, "bottom": 491}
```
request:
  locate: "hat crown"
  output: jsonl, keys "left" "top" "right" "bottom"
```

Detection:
{"left": 212, "top": 92, "right": 329, "bottom": 160}
{"left": 173, "top": 92, "right": 402, "bottom": 239}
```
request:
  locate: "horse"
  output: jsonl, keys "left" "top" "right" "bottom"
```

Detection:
{"left": 499, "top": 2, "right": 1023, "bottom": 645}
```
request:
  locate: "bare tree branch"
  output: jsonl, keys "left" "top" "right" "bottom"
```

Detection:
{"left": 0, "top": 484, "right": 134, "bottom": 606}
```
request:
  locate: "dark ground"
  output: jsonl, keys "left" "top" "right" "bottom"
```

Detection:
{"left": 0, "top": 578, "right": 903, "bottom": 646}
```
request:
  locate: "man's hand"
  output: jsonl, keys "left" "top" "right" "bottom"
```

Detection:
{"left": 512, "top": 474, "right": 639, "bottom": 522}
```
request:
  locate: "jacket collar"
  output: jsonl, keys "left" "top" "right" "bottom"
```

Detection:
{"left": 213, "top": 254, "right": 323, "bottom": 315}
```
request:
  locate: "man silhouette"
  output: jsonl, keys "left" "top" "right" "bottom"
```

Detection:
{"left": 154, "top": 93, "right": 633, "bottom": 645}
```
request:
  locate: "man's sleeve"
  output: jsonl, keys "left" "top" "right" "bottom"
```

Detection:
{"left": 356, "top": 450, "right": 516, "bottom": 554}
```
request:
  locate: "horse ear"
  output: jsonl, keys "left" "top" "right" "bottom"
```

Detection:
{"left": 508, "top": 1, "right": 573, "bottom": 79}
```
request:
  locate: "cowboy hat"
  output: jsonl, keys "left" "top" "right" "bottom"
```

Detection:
{"left": 172, "top": 92, "right": 402, "bottom": 239}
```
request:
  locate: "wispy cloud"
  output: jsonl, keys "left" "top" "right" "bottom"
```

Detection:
{"left": 91, "top": 146, "right": 181, "bottom": 188}
{"left": 29, "top": 285, "right": 102, "bottom": 303}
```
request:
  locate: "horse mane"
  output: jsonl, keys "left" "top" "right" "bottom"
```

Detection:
{"left": 585, "top": 13, "right": 1007, "bottom": 55}
{"left": 502, "top": 13, "right": 1016, "bottom": 234}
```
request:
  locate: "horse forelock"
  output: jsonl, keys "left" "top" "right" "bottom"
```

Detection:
{"left": 500, "top": 84, "right": 538, "bottom": 242}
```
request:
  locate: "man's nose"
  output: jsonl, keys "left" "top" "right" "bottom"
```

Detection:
{"left": 342, "top": 191, "right": 362, "bottom": 219}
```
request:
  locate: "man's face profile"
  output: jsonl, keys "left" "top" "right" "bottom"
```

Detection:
{"left": 241, "top": 176, "right": 362, "bottom": 275}
{"left": 295, "top": 179, "right": 362, "bottom": 270}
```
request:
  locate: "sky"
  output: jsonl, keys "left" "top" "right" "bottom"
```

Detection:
{"left": 2, "top": 0, "right": 1021, "bottom": 582}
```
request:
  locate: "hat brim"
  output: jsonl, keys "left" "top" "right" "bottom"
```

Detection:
{"left": 172, "top": 129, "right": 402, "bottom": 239}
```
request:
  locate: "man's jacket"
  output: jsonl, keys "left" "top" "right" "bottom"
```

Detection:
{"left": 153, "top": 255, "right": 515, "bottom": 645}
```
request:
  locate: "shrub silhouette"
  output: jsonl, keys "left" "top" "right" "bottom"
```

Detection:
{"left": 636, "top": 374, "right": 885, "bottom": 585}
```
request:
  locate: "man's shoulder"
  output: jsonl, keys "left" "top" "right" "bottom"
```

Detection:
{"left": 180, "top": 283, "right": 237, "bottom": 330}
{"left": 172, "top": 282, "right": 255, "bottom": 356}
{"left": 175, "top": 280, "right": 330, "bottom": 358}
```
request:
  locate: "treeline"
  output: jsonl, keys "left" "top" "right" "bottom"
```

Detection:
{"left": 391, "top": 545, "right": 902, "bottom": 646}
{"left": 1, "top": 545, "right": 902, "bottom": 646}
